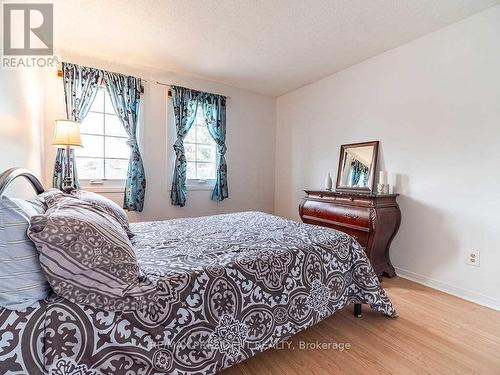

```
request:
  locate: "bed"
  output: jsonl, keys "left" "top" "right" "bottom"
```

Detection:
{"left": 0, "top": 168, "right": 396, "bottom": 375}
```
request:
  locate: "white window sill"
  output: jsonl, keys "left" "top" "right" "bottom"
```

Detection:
{"left": 80, "top": 180, "right": 125, "bottom": 194}
{"left": 185, "top": 179, "right": 215, "bottom": 191}
{"left": 81, "top": 186, "right": 125, "bottom": 193}
{"left": 186, "top": 185, "right": 215, "bottom": 191}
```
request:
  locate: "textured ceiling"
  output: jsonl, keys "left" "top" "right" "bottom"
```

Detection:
{"left": 53, "top": 0, "right": 499, "bottom": 96}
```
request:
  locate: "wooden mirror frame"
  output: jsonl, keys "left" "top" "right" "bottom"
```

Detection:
{"left": 335, "top": 141, "right": 379, "bottom": 193}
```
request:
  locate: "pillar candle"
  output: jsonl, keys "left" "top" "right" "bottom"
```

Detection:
{"left": 379, "top": 171, "right": 388, "bottom": 185}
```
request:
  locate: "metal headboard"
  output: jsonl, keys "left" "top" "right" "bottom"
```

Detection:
{"left": 0, "top": 168, "right": 46, "bottom": 197}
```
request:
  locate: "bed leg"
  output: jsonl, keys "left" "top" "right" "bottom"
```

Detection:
{"left": 354, "top": 303, "right": 362, "bottom": 318}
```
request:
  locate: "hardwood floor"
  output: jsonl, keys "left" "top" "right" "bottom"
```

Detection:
{"left": 222, "top": 277, "right": 500, "bottom": 375}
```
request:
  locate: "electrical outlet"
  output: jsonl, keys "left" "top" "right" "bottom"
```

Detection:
{"left": 466, "top": 250, "right": 480, "bottom": 267}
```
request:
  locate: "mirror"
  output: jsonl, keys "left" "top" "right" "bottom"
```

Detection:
{"left": 336, "top": 141, "right": 379, "bottom": 192}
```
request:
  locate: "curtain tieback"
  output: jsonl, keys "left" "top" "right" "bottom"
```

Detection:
{"left": 126, "top": 137, "right": 138, "bottom": 148}
{"left": 173, "top": 139, "right": 185, "bottom": 154}
{"left": 218, "top": 143, "right": 227, "bottom": 154}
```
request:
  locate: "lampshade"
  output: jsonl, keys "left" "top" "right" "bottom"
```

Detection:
{"left": 52, "top": 120, "right": 82, "bottom": 147}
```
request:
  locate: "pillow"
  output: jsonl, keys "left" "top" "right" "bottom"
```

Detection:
{"left": 71, "top": 190, "right": 133, "bottom": 238}
{"left": 27, "top": 194, "right": 141, "bottom": 311}
{"left": 0, "top": 195, "right": 51, "bottom": 310}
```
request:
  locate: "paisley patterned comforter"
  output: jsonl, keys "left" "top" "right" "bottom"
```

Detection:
{"left": 0, "top": 212, "right": 395, "bottom": 375}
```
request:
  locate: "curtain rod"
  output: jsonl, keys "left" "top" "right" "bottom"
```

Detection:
{"left": 56, "top": 69, "right": 230, "bottom": 99}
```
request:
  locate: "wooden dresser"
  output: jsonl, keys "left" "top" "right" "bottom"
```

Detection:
{"left": 299, "top": 190, "right": 401, "bottom": 278}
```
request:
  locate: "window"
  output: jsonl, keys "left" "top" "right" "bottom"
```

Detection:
{"left": 185, "top": 107, "right": 217, "bottom": 182}
{"left": 75, "top": 88, "right": 129, "bottom": 181}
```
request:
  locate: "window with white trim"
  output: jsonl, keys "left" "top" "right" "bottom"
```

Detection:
{"left": 185, "top": 106, "right": 217, "bottom": 182}
{"left": 75, "top": 88, "right": 129, "bottom": 181}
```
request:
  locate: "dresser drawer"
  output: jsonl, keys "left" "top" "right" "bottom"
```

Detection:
{"left": 332, "top": 225, "right": 369, "bottom": 250}
{"left": 301, "top": 199, "right": 371, "bottom": 229}
{"left": 302, "top": 217, "right": 369, "bottom": 250}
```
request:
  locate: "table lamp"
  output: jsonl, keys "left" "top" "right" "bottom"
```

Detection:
{"left": 52, "top": 119, "right": 82, "bottom": 193}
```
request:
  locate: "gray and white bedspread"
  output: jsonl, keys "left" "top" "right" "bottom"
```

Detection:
{"left": 0, "top": 212, "right": 395, "bottom": 374}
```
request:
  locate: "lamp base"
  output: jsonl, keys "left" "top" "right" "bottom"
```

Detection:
{"left": 62, "top": 176, "right": 75, "bottom": 194}
{"left": 61, "top": 145, "right": 76, "bottom": 194}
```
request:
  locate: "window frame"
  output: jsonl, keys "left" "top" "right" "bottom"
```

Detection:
{"left": 184, "top": 107, "right": 217, "bottom": 190}
{"left": 75, "top": 87, "right": 129, "bottom": 192}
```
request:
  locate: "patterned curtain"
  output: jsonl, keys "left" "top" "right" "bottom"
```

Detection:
{"left": 350, "top": 160, "right": 369, "bottom": 186}
{"left": 362, "top": 170, "right": 370, "bottom": 186}
{"left": 104, "top": 72, "right": 146, "bottom": 212}
{"left": 170, "top": 86, "right": 200, "bottom": 207}
{"left": 201, "top": 93, "right": 228, "bottom": 201}
{"left": 53, "top": 62, "right": 103, "bottom": 189}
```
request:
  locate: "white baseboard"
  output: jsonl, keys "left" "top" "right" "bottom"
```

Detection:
{"left": 394, "top": 267, "right": 500, "bottom": 312}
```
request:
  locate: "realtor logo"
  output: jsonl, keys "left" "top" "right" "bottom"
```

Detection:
{"left": 3, "top": 3, "right": 53, "bottom": 55}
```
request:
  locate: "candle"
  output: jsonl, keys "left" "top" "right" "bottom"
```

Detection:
{"left": 379, "top": 171, "right": 388, "bottom": 185}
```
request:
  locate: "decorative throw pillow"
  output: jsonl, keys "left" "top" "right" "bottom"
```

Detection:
{"left": 31, "top": 189, "right": 64, "bottom": 210}
{"left": 0, "top": 195, "right": 51, "bottom": 310}
{"left": 28, "top": 194, "right": 141, "bottom": 310}
{"left": 72, "top": 190, "right": 134, "bottom": 238}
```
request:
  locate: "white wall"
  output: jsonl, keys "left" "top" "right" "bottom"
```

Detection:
{"left": 0, "top": 68, "right": 44, "bottom": 198}
{"left": 40, "top": 52, "right": 276, "bottom": 222}
{"left": 275, "top": 6, "right": 500, "bottom": 309}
